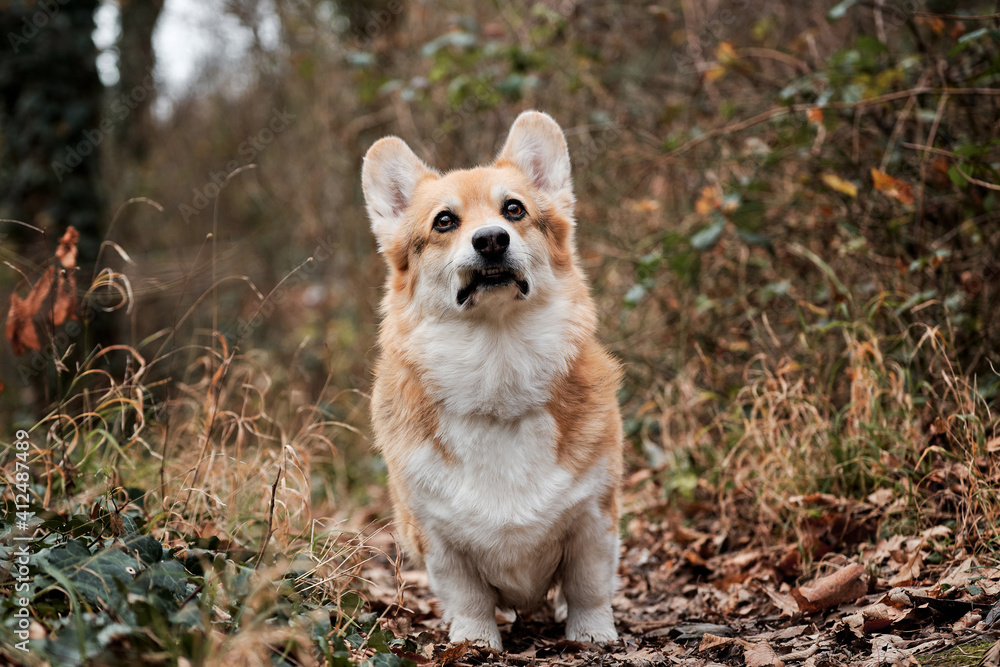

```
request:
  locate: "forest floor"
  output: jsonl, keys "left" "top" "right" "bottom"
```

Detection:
{"left": 353, "top": 478, "right": 1000, "bottom": 667}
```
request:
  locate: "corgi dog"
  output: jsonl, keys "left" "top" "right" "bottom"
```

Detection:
{"left": 363, "top": 111, "right": 623, "bottom": 650}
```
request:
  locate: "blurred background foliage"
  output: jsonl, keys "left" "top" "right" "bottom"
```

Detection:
{"left": 3, "top": 0, "right": 1000, "bottom": 662}
{"left": 2, "top": 0, "right": 1000, "bottom": 543}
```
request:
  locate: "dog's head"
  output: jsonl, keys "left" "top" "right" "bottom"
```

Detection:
{"left": 362, "top": 111, "right": 578, "bottom": 316}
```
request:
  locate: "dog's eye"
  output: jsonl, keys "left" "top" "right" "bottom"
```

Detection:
{"left": 433, "top": 211, "right": 458, "bottom": 232}
{"left": 503, "top": 199, "right": 526, "bottom": 220}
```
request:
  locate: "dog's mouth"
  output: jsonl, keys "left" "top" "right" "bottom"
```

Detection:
{"left": 457, "top": 267, "right": 530, "bottom": 307}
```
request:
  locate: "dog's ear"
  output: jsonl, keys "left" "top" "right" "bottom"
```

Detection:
{"left": 496, "top": 111, "right": 574, "bottom": 215}
{"left": 362, "top": 137, "right": 438, "bottom": 252}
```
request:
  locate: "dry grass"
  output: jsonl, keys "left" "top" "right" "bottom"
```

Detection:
{"left": 2, "top": 0, "right": 1000, "bottom": 661}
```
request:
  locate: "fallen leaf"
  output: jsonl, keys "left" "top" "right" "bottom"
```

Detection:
{"left": 792, "top": 563, "right": 867, "bottom": 613}
{"left": 807, "top": 107, "right": 824, "bottom": 124}
{"left": 821, "top": 172, "right": 858, "bottom": 198}
{"left": 698, "top": 633, "right": 736, "bottom": 652}
{"left": 435, "top": 640, "right": 469, "bottom": 664}
{"left": 871, "top": 169, "right": 915, "bottom": 204}
{"left": 629, "top": 199, "right": 661, "bottom": 212}
{"left": 695, "top": 186, "right": 719, "bottom": 214}
{"left": 744, "top": 641, "right": 784, "bottom": 667}
{"left": 764, "top": 588, "right": 800, "bottom": 617}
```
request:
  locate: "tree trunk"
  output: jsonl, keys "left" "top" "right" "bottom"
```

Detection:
{"left": 117, "top": 0, "right": 165, "bottom": 162}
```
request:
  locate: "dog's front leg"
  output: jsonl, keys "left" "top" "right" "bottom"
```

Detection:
{"left": 561, "top": 510, "right": 619, "bottom": 644}
{"left": 426, "top": 547, "right": 503, "bottom": 650}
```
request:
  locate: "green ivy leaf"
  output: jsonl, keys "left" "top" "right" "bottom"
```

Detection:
{"left": 691, "top": 214, "right": 726, "bottom": 251}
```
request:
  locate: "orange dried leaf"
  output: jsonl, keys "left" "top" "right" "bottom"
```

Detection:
{"left": 5, "top": 267, "right": 55, "bottom": 355}
{"left": 56, "top": 226, "right": 79, "bottom": 270}
{"left": 807, "top": 107, "right": 824, "bottom": 124}
{"left": 717, "top": 41, "right": 739, "bottom": 65}
{"left": 52, "top": 270, "right": 78, "bottom": 326}
{"left": 5, "top": 226, "right": 81, "bottom": 355}
{"left": 871, "top": 169, "right": 914, "bottom": 204}
{"left": 695, "top": 186, "right": 719, "bottom": 214}
{"left": 792, "top": 563, "right": 867, "bottom": 614}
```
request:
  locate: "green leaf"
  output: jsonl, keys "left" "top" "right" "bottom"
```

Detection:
{"left": 368, "top": 652, "right": 405, "bottom": 667}
{"left": 948, "top": 165, "right": 968, "bottom": 188}
{"left": 122, "top": 534, "right": 163, "bottom": 565}
{"left": 691, "top": 214, "right": 726, "bottom": 251}
{"left": 731, "top": 199, "right": 767, "bottom": 232}
{"left": 367, "top": 628, "right": 391, "bottom": 653}
{"left": 669, "top": 249, "right": 701, "bottom": 287}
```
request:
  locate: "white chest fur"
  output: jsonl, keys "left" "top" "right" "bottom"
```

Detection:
{"left": 404, "top": 409, "right": 610, "bottom": 606}
{"left": 407, "top": 293, "right": 586, "bottom": 420}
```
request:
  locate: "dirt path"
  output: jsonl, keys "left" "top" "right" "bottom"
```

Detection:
{"left": 356, "top": 499, "right": 1000, "bottom": 667}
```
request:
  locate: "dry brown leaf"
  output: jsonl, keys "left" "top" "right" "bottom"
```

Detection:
{"left": 744, "top": 641, "right": 785, "bottom": 667}
{"left": 860, "top": 602, "right": 908, "bottom": 633}
{"left": 872, "top": 169, "right": 915, "bottom": 205}
{"left": 698, "top": 633, "right": 737, "bottom": 652}
{"left": 6, "top": 268, "right": 53, "bottom": 355}
{"left": 764, "top": 588, "right": 800, "bottom": 617}
{"left": 5, "top": 226, "right": 80, "bottom": 355}
{"left": 792, "top": 563, "right": 866, "bottom": 613}
{"left": 52, "top": 269, "right": 78, "bottom": 327}
{"left": 889, "top": 549, "right": 924, "bottom": 587}
{"left": 435, "top": 640, "right": 469, "bottom": 665}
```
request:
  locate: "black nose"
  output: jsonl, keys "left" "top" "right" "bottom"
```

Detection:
{"left": 472, "top": 226, "right": 510, "bottom": 260}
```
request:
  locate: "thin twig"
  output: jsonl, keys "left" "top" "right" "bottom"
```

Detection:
{"left": 255, "top": 465, "right": 284, "bottom": 570}
{"left": 955, "top": 164, "right": 1000, "bottom": 192}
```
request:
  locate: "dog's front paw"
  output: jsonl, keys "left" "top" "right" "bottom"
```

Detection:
{"left": 565, "top": 606, "right": 617, "bottom": 644}
{"left": 449, "top": 617, "right": 503, "bottom": 651}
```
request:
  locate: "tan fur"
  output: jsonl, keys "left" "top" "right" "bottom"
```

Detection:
{"left": 364, "top": 111, "right": 624, "bottom": 649}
